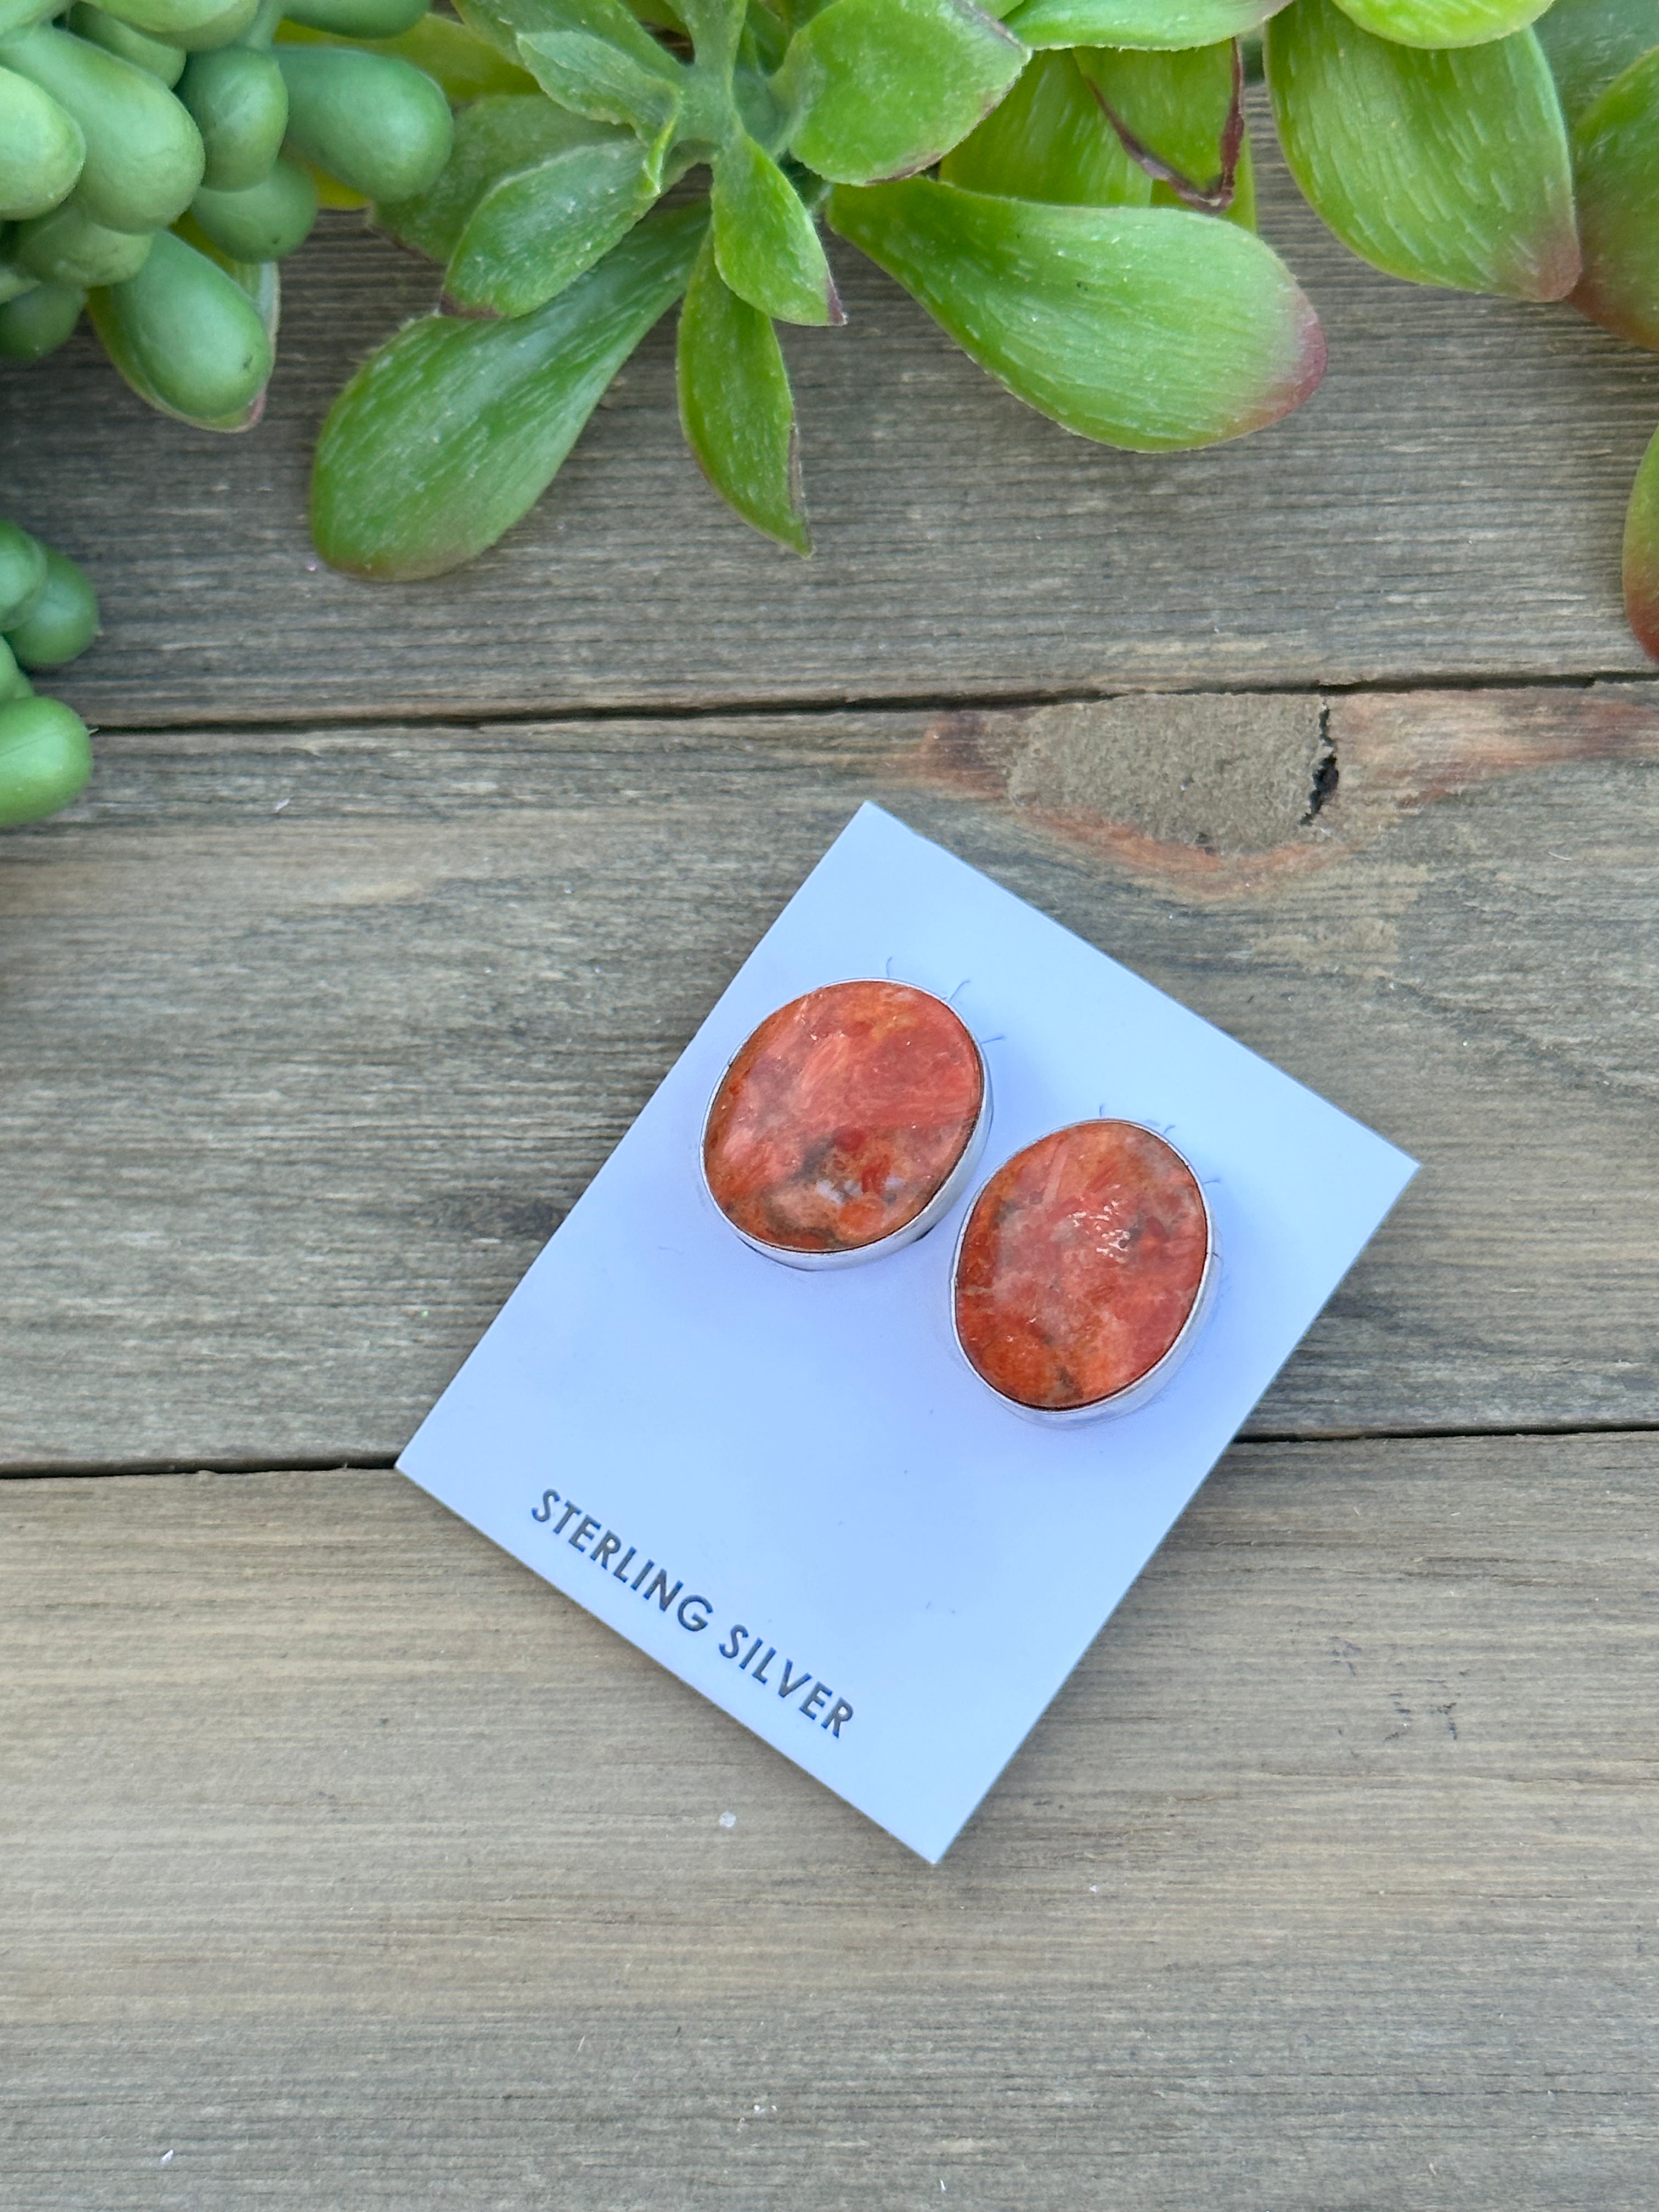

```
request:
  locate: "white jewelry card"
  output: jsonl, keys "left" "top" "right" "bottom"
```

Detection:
{"left": 399, "top": 804, "right": 1416, "bottom": 1861}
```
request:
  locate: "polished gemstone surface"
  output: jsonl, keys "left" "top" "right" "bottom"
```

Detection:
{"left": 954, "top": 1120, "right": 1210, "bottom": 1412}
{"left": 703, "top": 980, "right": 985, "bottom": 1255}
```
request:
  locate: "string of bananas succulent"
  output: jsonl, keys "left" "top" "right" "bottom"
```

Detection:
{"left": 305, "top": 0, "right": 1659, "bottom": 660}
{"left": 0, "top": 512, "right": 98, "bottom": 824}
{"left": 0, "top": 0, "right": 457, "bottom": 415}
{"left": 0, "top": 0, "right": 456, "bottom": 817}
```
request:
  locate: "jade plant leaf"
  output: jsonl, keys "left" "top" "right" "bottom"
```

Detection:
{"left": 677, "top": 228, "right": 809, "bottom": 550}
{"left": 827, "top": 176, "right": 1323, "bottom": 449}
{"left": 1534, "top": 0, "right": 1659, "bottom": 123}
{"left": 516, "top": 27, "right": 682, "bottom": 182}
{"left": 1003, "top": 0, "right": 1289, "bottom": 50}
{"left": 939, "top": 48, "right": 1151, "bottom": 204}
{"left": 375, "top": 94, "right": 613, "bottom": 264}
{"left": 1267, "top": 0, "right": 1578, "bottom": 299}
{"left": 777, "top": 0, "right": 1026, "bottom": 185}
{"left": 1571, "top": 48, "right": 1659, "bottom": 350}
{"left": 445, "top": 131, "right": 664, "bottom": 315}
{"left": 1074, "top": 41, "right": 1256, "bottom": 227}
{"left": 312, "top": 201, "right": 706, "bottom": 579}
{"left": 711, "top": 129, "right": 841, "bottom": 324}
{"left": 1329, "top": 0, "right": 1549, "bottom": 50}
{"left": 1623, "top": 417, "right": 1659, "bottom": 662}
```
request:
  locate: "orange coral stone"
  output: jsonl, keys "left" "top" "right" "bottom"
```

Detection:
{"left": 954, "top": 1120, "right": 1210, "bottom": 1412}
{"left": 703, "top": 980, "right": 984, "bottom": 1255}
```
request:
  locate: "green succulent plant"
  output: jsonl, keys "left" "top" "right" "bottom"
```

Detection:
{"left": 0, "top": 514, "right": 98, "bottom": 826}
{"left": 1, "top": 0, "right": 456, "bottom": 422}
{"left": 0, "top": 0, "right": 459, "bottom": 823}
{"left": 306, "top": 0, "right": 1659, "bottom": 645}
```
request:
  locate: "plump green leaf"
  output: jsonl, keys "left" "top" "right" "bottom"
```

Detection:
{"left": 940, "top": 48, "right": 1151, "bottom": 203}
{"left": 0, "top": 695, "right": 93, "bottom": 828}
{"left": 0, "top": 63, "right": 85, "bottom": 223}
{"left": 516, "top": 26, "right": 681, "bottom": 180}
{"left": 1267, "top": 0, "right": 1578, "bottom": 299}
{"left": 1623, "top": 417, "right": 1659, "bottom": 662}
{"left": 677, "top": 228, "right": 808, "bottom": 550}
{"left": 712, "top": 128, "right": 839, "bottom": 323}
{"left": 375, "top": 94, "right": 612, "bottom": 264}
{"left": 89, "top": 227, "right": 272, "bottom": 430}
{"left": 1003, "top": 0, "right": 1288, "bottom": 49}
{"left": 828, "top": 175, "right": 1323, "bottom": 448}
{"left": 1074, "top": 40, "right": 1255, "bottom": 226}
{"left": 187, "top": 153, "right": 317, "bottom": 261}
{"left": 312, "top": 200, "right": 706, "bottom": 579}
{"left": 1534, "top": 0, "right": 1659, "bottom": 125}
{"left": 3, "top": 543, "right": 98, "bottom": 665}
{"left": 1329, "top": 0, "right": 1548, "bottom": 50}
{"left": 446, "top": 131, "right": 662, "bottom": 316}
{"left": 778, "top": 0, "right": 1026, "bottom": 185}
{"left": 276, "top": 48, "right": 454, "bottom": 205}
{"left": 1572, "top": 48, "right": 1659, "bottom": 349}
{"left": 0, "top": 275, "right": 83, "bottom": 357}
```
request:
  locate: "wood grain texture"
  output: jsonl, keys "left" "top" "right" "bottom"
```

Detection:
{"left": 2, "top": 106, "right": 1658, "bottom": 727}
{"left": 2, "top": 1435, "right": 1656, "bottom": 2209}
{"left": 2, "top": 687, "right": 1655, "bottom": 1468}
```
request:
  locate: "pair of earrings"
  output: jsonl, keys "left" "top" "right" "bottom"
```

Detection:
{"left": 700, "top": 979, "right": 1217, "bottom": 1425}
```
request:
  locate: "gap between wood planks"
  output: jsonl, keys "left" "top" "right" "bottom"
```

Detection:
{"left": 8, "top": 1418, "right": 1659, "bottom": 1482}
{"left": 70, "top": 668, "right": 1659, "bottom": 742}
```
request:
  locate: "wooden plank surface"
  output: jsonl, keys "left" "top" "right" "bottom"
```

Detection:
{"left": 3, "top": 1432, "right": 1655, "bottom": 2209}
{"left": 3, "top": 112, "right": 1658, "bottom": 727}
{"left": 4, "top": 684, "right": 1656, "bottom": 1469}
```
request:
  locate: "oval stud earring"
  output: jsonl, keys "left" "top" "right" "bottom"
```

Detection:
{"left": 702, "top": 978, "right": 991, "bottom": 1269}
{"left": 951, "top": 1119, "right": 1217, "bottom": 1422}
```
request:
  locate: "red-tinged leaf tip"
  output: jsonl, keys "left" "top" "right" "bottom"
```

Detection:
{"left": 1249, "top": 290, "right": 1327, "bottom": 435}
{"left": 826, "top": 273, "right": 847, "bottom": 326}
{"left": 1519, "top": 218, "right": 1583, "bottom": 304}
{"left": 1623, "top": 424, "right": 1659, "bottom": 663}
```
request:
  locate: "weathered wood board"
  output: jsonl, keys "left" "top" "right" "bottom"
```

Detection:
{"left": 2, "top": 1434, "right": 1655, "bottom": 2210}
{"left": 3, "top": 115, "right": 1658, "bottom": 727}
{"left": 4, "top": 685, "right": 1655, "bottom": 1469}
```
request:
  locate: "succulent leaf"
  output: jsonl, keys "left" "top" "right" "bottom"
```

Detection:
{"left": 1329, "top": 0, "right": 1549, "bottom": 50}
{"left": 1074, "top": 40, "right": 1255, "bottom": 225}
{"left": 1003, "top": 0, "right": 1289, "bottom": 50}
{"left": 88, "top": 229, "right": 273, "bottom": 432}
{"left": 827, "top": 176, "right": 1323, "bottom": 449}
{"left": 712, "top": 129, "right": 841, "bottom": 324}
{"left": 939, "top": 47, "right": 1151, "bottom": 203}
{"left": 1533, "top": 0, "right": 1659, "bottom": 125}
{"left": 1623, "top": 417, "right": 1659, "bottom": 662}
{"left": 677, "top": 228, "right": 809, "bottom": 551}
{"left": 312, "top": 200, "right": 707, "bottom": 579}
{"left": 777, "top": 0, "right": 1026, "bottom": 185}
{"left": 375, "top": 93, "right": 612, "bottom": 264}
{"left": 445, "top": 131, "right": 664, "bottom": 315}
{"left": 1267, "top": 0, "right": 1578, "bottom": 299}
{"left": 515, "top": 26, "right": 682, "bottom": 181}
{"left": 1571, "top": 48, "right": 1659, "bottom": 349}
